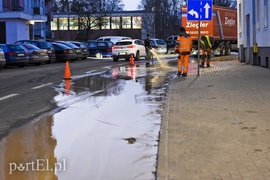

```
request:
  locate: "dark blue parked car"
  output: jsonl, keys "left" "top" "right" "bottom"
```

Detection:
{"left": 85, "top": 40, "right": 113, "bottom": 58}
{"left": 0, "top": 44, "right": 29, "bottom": 67}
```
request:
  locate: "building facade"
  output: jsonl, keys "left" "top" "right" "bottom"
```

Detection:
{"left": 238, "top": 0, "right": 270, "bottom": 69}
{"left": 0, "top": 0, "right": 52, "bottom": 44}
{"left": 51, "top": 10, "right": 154, "bottom": 41}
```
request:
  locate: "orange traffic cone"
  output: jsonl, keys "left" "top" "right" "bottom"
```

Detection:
{"left": 64, "top": 61, "right": 72, "bottom": 80}
{"left": 130, "top": 54, "right": 134, "bottom": 66}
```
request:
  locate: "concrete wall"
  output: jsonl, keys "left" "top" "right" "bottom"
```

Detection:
{"left": 5, "top": 20, "right": 29, "bottom": 43}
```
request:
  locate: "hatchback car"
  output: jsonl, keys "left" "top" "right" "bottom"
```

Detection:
{"left": 150, "top": 38, "right": 167, "bottom": 54}
{"left": 21, "top": 44, "right": 49, "bottom": 66}
{"left": 0, "top": 44, "right": 29, "bottom": 67}
{"left": 56, "top": 41, "right": 83, "bottom": 60}
{"left": 0, "top": 48, "right": 6, "bottom": 70}
{"left": 112, "top": 39, "right": 146, "bottom": 62}
{"left": 50, "top": 42, "right": 76, "bottom": 62}
{"left": 85, "top": 40, "right": 114, "bottom": 58}
{"left": 14, "top": 40, "right": 56, "bottom": 63}
{"left": 68, "top": 41, "right": 89, "bottom": 59}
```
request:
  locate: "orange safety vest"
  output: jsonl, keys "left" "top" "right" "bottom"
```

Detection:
{"left": 176, "top": 35, "right": 192, "bottom": 54}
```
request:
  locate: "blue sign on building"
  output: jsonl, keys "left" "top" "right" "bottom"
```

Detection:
{"left": 187, "top": 0, "right": 212, "bottom": 21}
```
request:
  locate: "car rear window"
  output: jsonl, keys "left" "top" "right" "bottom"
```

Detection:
{"left": 88, "top": 42, "right": 97, "bottom": 48}
{"left": 52, "top": 43, "right": 70, "bottom": 49}
{"left": 59, "top": 42, "right": 78, "bottom": 48}
{"left": 97, "top": 42, "right": 108, "bottom": 47}
{"left": 8, "top": 45, "right": 25, "bottom": 51}
{"left": 73, "top": 42, "right": 86, "bottom": 48}
{"left": 22, "top": 44, "right": 39, "bottom": 50}
{"left": 115, "top": 41, "right": 132, "bottom": 45}
{"left": 39, "top": 42, "right": 52, "bottom": 49}
{"left": 0, "top": 45, "right": 5, "bottom": 51}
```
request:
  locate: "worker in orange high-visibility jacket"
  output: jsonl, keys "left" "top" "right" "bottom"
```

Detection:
{"left": 174, "top": 27, "right": 192, "bottom": 77}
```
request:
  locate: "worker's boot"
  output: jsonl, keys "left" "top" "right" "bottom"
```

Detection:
{"left": 177, "top": 72, "right": 182, "bottom": 76}
{"left": 206, "top": 64, "right": 210, "bottom": 68}
{"left": 182, "top": 73, "right": 187, "bottom": 77}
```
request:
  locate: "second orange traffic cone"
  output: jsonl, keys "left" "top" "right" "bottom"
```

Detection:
{"left": 64, "top": 61, "right": 72, "bottom": 80}
{"left": 130, "top": 54, "right": 134, "bottom": 66}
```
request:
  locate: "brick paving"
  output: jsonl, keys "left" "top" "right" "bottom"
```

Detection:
{"left": 157, "top": 59, "right": 270, "bottom": 180}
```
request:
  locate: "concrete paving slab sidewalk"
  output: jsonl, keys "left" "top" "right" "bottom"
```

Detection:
{"left": 157, "top": 59, "right": 270, "bottom": 180}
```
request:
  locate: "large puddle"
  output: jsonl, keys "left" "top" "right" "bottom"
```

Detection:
{"left": 0, "top": 63, "right": 177, "bottom": 180}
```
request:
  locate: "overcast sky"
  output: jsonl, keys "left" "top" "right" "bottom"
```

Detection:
{"left": 122, "top": 0, "right": 140, "bottom": 10}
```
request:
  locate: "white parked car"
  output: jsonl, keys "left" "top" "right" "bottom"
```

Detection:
{"left": 112, "top": 39, "right": 146, "bottom": 62}
{"left": 150, "top": 38, "right": 167, "bottom": 54}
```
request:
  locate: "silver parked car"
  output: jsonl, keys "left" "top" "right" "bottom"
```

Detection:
{"left": 21, "top": 44, "right": 49, "bottom": 66}
{"left": 0, "top": 48, "right": 6, "bottom": 70}
{"left": 150, "top": 38, "right": 167, "bottom": 54}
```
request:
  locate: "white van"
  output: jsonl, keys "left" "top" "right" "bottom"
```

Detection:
{"left": 96, "top": 36, "right": 132, "bottom": 44}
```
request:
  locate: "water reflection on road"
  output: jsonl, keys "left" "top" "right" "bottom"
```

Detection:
{"left": 0, "top": 64, "right": 175, "bottom": 180}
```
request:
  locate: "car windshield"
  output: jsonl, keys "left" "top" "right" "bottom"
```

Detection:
{"left": 115, "top": 41, "right": 132, "bottom": 46}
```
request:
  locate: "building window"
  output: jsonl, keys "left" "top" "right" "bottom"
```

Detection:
{"left": 70, "top": 18, "right": 78, "bottom": 30}
{"left": 101, "top": 17, "right": 110, "bottom": 29}
{"left": 122, "top": 16, "right": 131, "bottom": 29}
{"left": 256, "top": 0, "right": 260, "bottom": 29}
{"left": 91, "top": 17, "right": 99, "bottom": 30}
{"left": 59, "top": 18, "right": 68, "bottom": 30}
{"left": 79, "top": 17, "right": 88, "bottom": 30}
{"left": 111, "top": 17, "right": 120, "bottom": 29}
{"left": 264, "top": 0, "right": 268, "bottom": 28}
{"left": 51, "top": 18, "right": 58, "bottom": 30}
{"left": 238, "top": 3, "right": 242, "bottom": 30}
{"left": 132, "top": 16, "right": 142, "bottom": 29}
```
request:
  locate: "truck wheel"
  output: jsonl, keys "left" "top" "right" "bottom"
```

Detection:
{"left": 220, "top": 48, "right": 226, "bottom": 56}
{"left": 225, "top": 46, "right": 231, "bottom": 55}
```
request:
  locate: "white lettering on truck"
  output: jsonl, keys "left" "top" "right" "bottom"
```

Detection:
{"left": 186, "top": 22, "right": 209, "bottom": 29}
{"left": 225, "top": 17, "right": 236, "bottom": 26}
